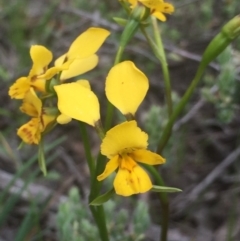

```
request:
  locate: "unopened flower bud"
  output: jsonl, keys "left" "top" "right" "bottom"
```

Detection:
{"left": 201, "top": 15, "right": 240, "bottom": 68}
{"left": 131, "top": 4, "right": 150, "bottom": 22}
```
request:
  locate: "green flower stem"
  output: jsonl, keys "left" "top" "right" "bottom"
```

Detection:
{"left": 158, "top": 16, "right": 240, "bottom": 150}
{"left": 151, "top": 17, "right": 173, "bottom": 117}
{"left": 141, "top": 18, "right": 172, "bottom": 117}
{"left": 78, "top": 122, "right": 109, "bottom": 241}
{"left": 90, "top": 153, "right": 106, "bottom": 200}
{"left": 95, "top": 120, "right": 105, "bottom": 140}
{"left": 114, "top": 45, "right": 124, "bottom": 66}
{"left": 143, "top": 164, "right": 169, "bottom": 241}
{"left": 78, "top": 122, "right": 95, "bottom": 180}
{"left": 104, "top": 101, "right": 115, "bottom": 131}
{"left": 149, "top": 16, "right": 240, "bottom": 241}
{"left": 89, "top": 205, "right": 109, "bottom": 241}
{"left": 89, "top": 153, "right": 109, "bottom": 241}
{"left": 157, "top": 15, "right": 240, "bottom": 153}
{"left": 145, "top": 165, "right": 168, "bottom": 201}
{"left": 157, "top": 64, "right": 205, "bottom": 154}
{"left": 141, "top": 23, "right": 171, "bottom": 241}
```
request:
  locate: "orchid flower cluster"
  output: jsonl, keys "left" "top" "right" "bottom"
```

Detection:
{"left": 9, "top": 0, "right": 175, "bottom": 197}
{"left": 9, "top": 32, "right": 165, "bottom": 196}
{"left": 8, "top": 0, "right": 240, "bottom": 240}
{"left": 9, "top": 28, "right": 110, "bottom": 144}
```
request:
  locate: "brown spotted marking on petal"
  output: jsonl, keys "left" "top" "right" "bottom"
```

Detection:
{"left": 21, "top": 128, "right": 34, "bottom": 143}
{"left": 31, "top": 75, "right": 38, "bottom": 82}
{"left": 39, "top": 111, "right": 44, "bottom": 128}
{"left": 64, "top": 56, "right": 68, "bottom": 63}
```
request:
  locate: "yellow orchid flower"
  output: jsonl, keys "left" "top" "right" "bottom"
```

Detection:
{"left": 40, "top": 27, "right": 110, "bottom": 81}
{"left": 8, "top": 45, "right": 70, "bottom": 99}
{"left": 9, "top": 27, "right": 110, "bottom": 99}
{"left": 17, "top": 88, "right": 56, "bottom": 144}
{"left": 54, "top": 82, "right": 100, "bottom": 126}
{"left": 55, "top": 55, "right": 99, "bottom": 81}
{"left": 125, "top": 0, "right": 174, "bottom": 21}
{"left": 97, "top": 121, "right": 165, "bottom": 196}
{"left": 9, "top": 45, "right": 53, "bottom": 99}
{"left": 106, "top": 61, "right": 149, "bottom": 116}
{"left": 54, "top": 27, "right": 110, "bottom": 81}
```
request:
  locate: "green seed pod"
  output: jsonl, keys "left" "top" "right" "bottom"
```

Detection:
{"left": 201, "top": 15, "right": 240, "bottom": 68}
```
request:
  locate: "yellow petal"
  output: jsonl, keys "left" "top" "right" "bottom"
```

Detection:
{"left": 38, "top": 60, "right": 72, "bottom": 80}
{"left": 55, "top": 54, "right": 67, "bottom": 66}
{"left": 97, "top": 155, "right": 119, "bottom": 181}
{"left": 105, "top": 61, "right": 149, "bottom": 115}
{"left": 131, "top": 149, "right": 166, "bottom": 165}
{"left": 41, "top": 114, "right": 56, "bottom": 131}
{"left": 67, "top": 28, "right": 110, "bottom": 60}
{"left": 17, "top": 118, "right": 41, "bottom": 144}
{"left": 20, "top": 88, "right": 42, "bottom": 117}
{"left": 128, "top": 0, "right": 138, "bottom": 7}
{"left": 57, "top": 114, "right": 72, "bottom": 124}
{"left": 120, "top": 155, "right": 137, "bottom": 171}
{"left": 31, "top": 79, "right": 47, "bottom": 92}
{"left": 152, "top": 11, "right": 166, "bottom": 21}
{"left": 76, "top": 80, "right": 91, "bottom": 89}
{"left": 8, "top": 77, "right": 30, "bottom": 99}
{"left": 60, "top": 55, "right": 99, "bottom": 81}
{"left": 155, "top": 2, "right": 174, "bottom": 13}
{"left": 29, "top": 45, "right": 53, "bottom": 78}
{"left": 101, "top": 121, "right": 148, "bottom": 158}
{"left": 140, "top": 0, "right": 174, "bottom": 13}
{"left": 114, "top": 164, "right": 152, "bottom": 196}
{"left": 140, "top": 0, "right": 162, "bottom": 8}
{"left": 114, "top": 168, "right": 137, "bottom": 196}
{"left": 133, "top": 165, "right": 152, "bottom": 193}
{"left": 54, "top": 83, "right": 100, "bottom": 126}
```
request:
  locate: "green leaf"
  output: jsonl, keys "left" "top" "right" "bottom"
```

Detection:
{"left": 112, "top": 17, "right": 128, "bottom": 27}
{"left": 90, "top": 188, "right": 115, "bottom": 206}
{"left": 151, "top": 185, "right": 182, "bottom": 193}
{"left": 38, "top": 141, "right": 47, "bottom": 176}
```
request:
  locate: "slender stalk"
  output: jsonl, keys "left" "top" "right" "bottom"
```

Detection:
{"left": 95, "top": 120, "right": 106, "bottom": 140}
{"left": 78, "top": 122, "right": 95, "bottom": 179}
{"left": 141, "top": 18, "right": 173, "bottom": 117}
{"left": 157, "top": 65, "right": 205, "bottom": 154}
{"left": 151, "top": 17, "right": 173, "bottom": 117}
{"left": 144, "top": 164, "right": 169, "bottom": 241}
{"left": 78, "top": 122, "right": 109, "bottom": 241}
{"left": 141, "top": 20, "right": 171, "bottom": 241}
{"left": 104, "top": 101, "right": 115, "bottom": 131}
{"left": 90, "top": 21, "right": 134, "bottom": 240}
{"left": 156, "top": 16, "right": 240, "bottom": 153}
{"left": 90, "top": 205, "right": 109, "bottom": 241}
{"left": 114, "top": 46, "right": 124, "bottom": 66}
{"left": 88, "top": 153, "right": 109, "bottom": 241}
{"left": 89, "top": 153, "right": 106, "bottom": 201}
